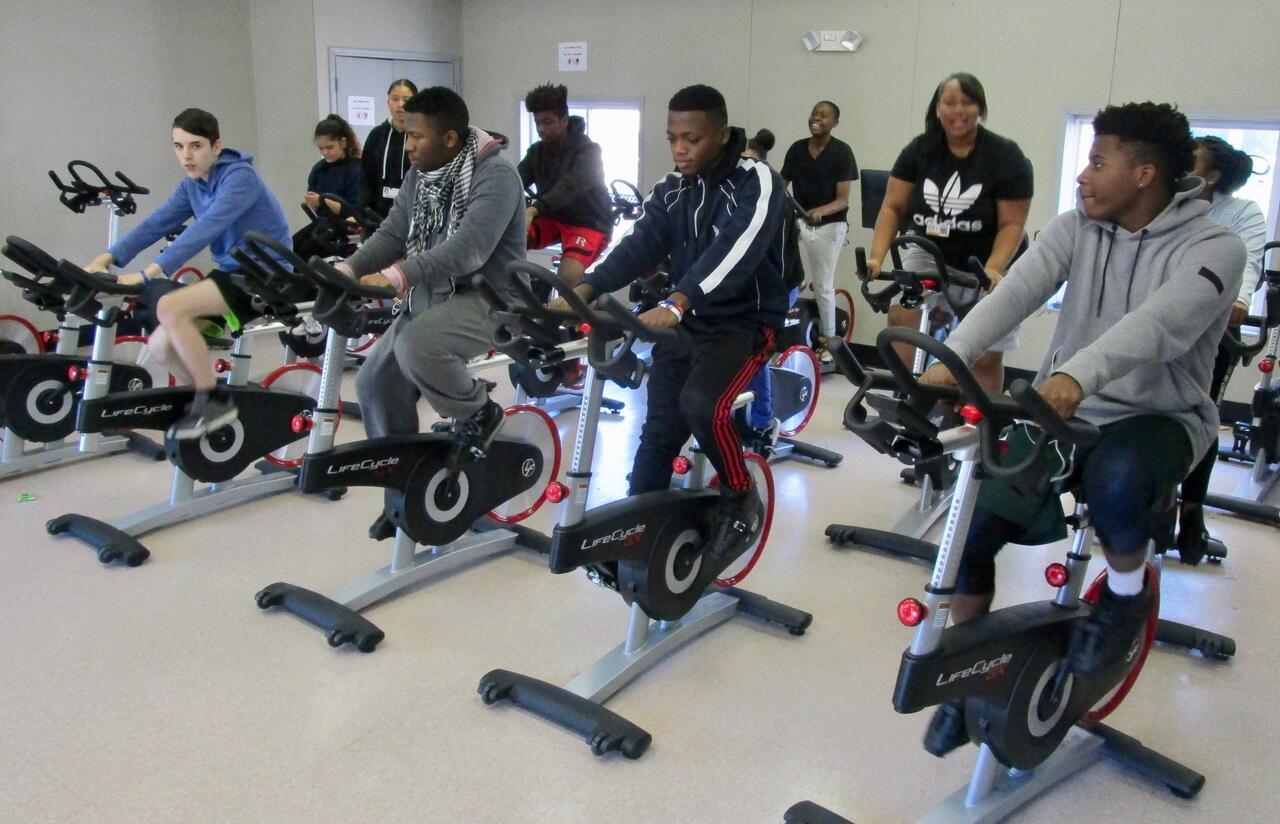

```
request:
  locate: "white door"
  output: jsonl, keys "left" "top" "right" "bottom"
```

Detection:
{"left": 330, "top": 50, "right": 458, "bottom": 145}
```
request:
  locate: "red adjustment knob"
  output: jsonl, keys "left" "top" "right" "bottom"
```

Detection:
{"left": 214, "top": 359, "right": 231, "bottom": 373}
{"left": 959, "top": 403, "right": 983, "bottom": 425}
{"left": 290, "top": 415, "right": 313, "bottom": 434}
{"left": 1045, "top": 563, "right": 1070, "bottom": 588}
{"left": 897, "top": 597, "right": 927, "bottom": 627}
{"left": 579, "top": 323, "right": 592, "bottom": 335}
{"left": 42, "top": 331, "right": 59, "bottom": 345}
{"left": 672, "top": 456, "right": 693, "bottom": 475}
{"left": 921, "top": 278, "right": 940, "bottom": 291}
{"left": 67, "top": 365, "right": 85, "bottom": 382}
{"left": 544, "top": 481, "right": 568, "bottom": 503}
{"left": 1261, "top": 359, "right": 1275, "bottom": 374}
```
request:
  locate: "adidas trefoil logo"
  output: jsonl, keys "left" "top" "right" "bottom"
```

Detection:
{"left": 916, "top": 172, "right": 985, "bottom": 235}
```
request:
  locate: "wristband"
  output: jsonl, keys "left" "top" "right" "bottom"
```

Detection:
{"left": 658, "top": 299, "right": 683, "bottom": 322}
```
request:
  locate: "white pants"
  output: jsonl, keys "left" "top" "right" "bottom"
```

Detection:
{"left": 796, "top": 219, "right": 847, "bottom": 338}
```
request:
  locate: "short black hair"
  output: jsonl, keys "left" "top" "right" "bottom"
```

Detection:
{"left": 924, "top": 73, "right": 987, "bottom": 141}
{"left": 404, "top": 87, "right": 470, "bottom": 138}
{"left": 747, "top": 128, "right": 775, "bottom": 160}
{"left": 172, "top": 108, "right": 220, "bottom": 143}
{"left": 815, "top": 100, "right": 841, "bottom": 121}
{"left": 1093, "top": 102, "right": 1195, "bottom": 191}
{"left": 525, "top": 83, "right": 568, "bottom": 118}
{"left": 1196, "top": 135, "right": 1256, "bottom": 195}
{"left": 387, "top": 78, "right": 418, "bottom": 96}
{"left": 668, "top": 84, "right": 728, "bottom": 127}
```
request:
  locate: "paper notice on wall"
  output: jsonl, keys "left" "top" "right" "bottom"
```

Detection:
{"left": 347, "top": 96, "right": 376, "bottom": 125}
{"left": 558, "top": 41, "right": 587, "bottom": 72}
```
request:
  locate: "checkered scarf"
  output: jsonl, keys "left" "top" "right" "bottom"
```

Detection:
{"left": 405, "top": 128, "right": 480, "bottom": 256}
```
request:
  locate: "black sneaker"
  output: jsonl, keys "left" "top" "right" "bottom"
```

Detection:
{"left": 1065, "top": 576, "right": 1154, "bottom": 679}
{"left": 923, "top": 700, "right": 970, "bottom": 757}
{"left": 447, "top": 399, "right": 505, "bottom": 472}
{"left": 368, "top": 512, "right": 397, "bottom": 542}
{"left": 708, "top": 486, "right": 764, "bottom": 562}
{"left": 168, "top": 394, "right": 237, "bottom": 441}
{"left": 1175, "top": 507, "right": 1208, "bottom": 566}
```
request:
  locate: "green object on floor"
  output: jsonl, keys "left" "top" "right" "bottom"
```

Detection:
{"left": 17, "top": 492, "right": 36, "bottom": 502}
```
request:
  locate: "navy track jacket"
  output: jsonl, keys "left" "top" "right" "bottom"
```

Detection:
{"left": 584, "top": 129, "right": 788, "bottom": 328}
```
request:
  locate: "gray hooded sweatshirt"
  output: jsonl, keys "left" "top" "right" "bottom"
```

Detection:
{"left": 946, "top": 177, "right": 1246, "bottom": 456}
{"left": 344, "top": 130, "right": 525, "bottom": 314}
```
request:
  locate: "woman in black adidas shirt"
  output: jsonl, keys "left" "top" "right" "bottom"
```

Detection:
{"left": 361, "top": 78, "right": 418, "bottom": 217}
{"left": 865, "top": 73, "right": 1033, "bottom": 391}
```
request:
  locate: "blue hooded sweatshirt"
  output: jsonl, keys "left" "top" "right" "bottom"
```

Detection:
{"left": 108, "top": 149, "right": 291, "bottom": 274}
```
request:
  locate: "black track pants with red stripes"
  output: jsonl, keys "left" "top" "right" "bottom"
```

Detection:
{"left": 627, "top": 316, "right": 777, "bottom": 496}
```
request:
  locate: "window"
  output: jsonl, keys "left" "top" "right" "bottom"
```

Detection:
{"left": 1058, "top": 115, "right": 1280, "bottom": 229}
{"left": 1048, "top": 115, "right": 1280, "bottom": 310}
{"left": 518, "top": 101, "right": 643, "bottom": 192}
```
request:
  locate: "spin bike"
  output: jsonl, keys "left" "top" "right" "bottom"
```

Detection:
{"left": 46, "top": 234, "right": 341, "bottom": 565}
{"left": 788, "top": 330, "right": 1206, "bottom": 824}
{"left": 826, "top": 235, "right": 989, "bottom": 560}
{"left": 0, "top": 236, "right": 165, "bottom": 480}
{"left": 254, "top": 245, "right": 561, "bottom": 652}
{"left": 477, "top": 261, "right": 811, "bottom": 759}
{"left": 1202, "top": 240, "right": 1280, "bottom": 528}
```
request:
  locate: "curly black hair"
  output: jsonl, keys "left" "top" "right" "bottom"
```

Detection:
{"left": 1092, "top": 102, "right": 1195, "bottom": 191}
{"left": 525, "top": 83, "right": 568, "bottom": 118}
{"left": 668, "top": 84, "right": 728, "bottom": 127}
{"left": 1196, "top": 135, "right": 1256, "bottom": 195}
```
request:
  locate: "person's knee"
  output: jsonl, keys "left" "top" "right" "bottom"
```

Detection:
{"left": 1085, "top": 447, "right": 1161, "bottom": 553}
{"left": 887, "top": 303, "right": 915, "bottom": 328}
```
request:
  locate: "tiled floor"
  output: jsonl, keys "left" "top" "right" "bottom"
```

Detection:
{"left": 1, "top": 362, "right": 1275, "bottom": 824}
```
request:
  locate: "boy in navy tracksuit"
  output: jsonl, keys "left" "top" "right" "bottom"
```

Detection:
{"left": 559, "top": 85, "right": 788, "bottom": 560}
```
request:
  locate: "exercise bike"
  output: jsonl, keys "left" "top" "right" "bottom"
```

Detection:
{"left": 253, "top": 244, "right": 561, "bottom": 652}
{"left": 0, "top": 236, "right": 165, "bottom": 480}
{"left": 826, "top": 235, "right": 989, "bottom": 560}
{"left": 788, "top": 330, "right": 1208, "bottom": 823}
{"left": 1202, "top": 240, "right": 1280, "bottom": 528}
{"left": 46, "top": 236, "right": 342, "bottom": 565}
{"left": 476, "top": 261, "right": 811, "bottom": 759}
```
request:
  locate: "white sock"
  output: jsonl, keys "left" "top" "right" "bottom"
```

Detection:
{"left": 1105, "top": 563, "right": 1145, "bottom": 596}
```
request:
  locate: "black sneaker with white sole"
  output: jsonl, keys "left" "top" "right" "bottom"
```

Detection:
{"left": 168, "top": 394, "right": 238, "bottom": 441}
{"left": 708, "top": 486, "right": 764, "bottom": 563}
{"left": 1064, "top": 576, "right": 1154, "bottom": 679}
{"left": 923, "top": 699, "right": 970, "bottom": 757}
{"left": 447, "top": 399, "right": 505, "bottom": 473}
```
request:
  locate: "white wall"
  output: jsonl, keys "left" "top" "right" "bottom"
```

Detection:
{"left": 0, "top": 0, "right": 258, "bottom": 316}
{"left": 461, "top": 0, "right": 1280, "bottom": 403}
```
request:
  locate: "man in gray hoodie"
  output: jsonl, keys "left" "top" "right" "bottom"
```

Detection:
{"left": 335, "top": 87, "right": 525, "bottom": 535}
{"left": 917, "top": 102, "right": 1246, "bottom": 757}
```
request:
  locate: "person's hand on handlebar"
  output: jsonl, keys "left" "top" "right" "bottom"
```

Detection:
{"left": 85, "top": 252, "right": 115, "bottom": 274}
{"left": 1229, "top": 300, "right": 1248, "bottom": 327}
{"left": 548, "top": 282, "right": 594, "bottom": 312}
{"left": 304, "top": 192, "right": 321, "bottom": 211}
{"left": 116, "top": 272, "right": 146, "bottom": 286}
{"left": 983, "top": 266, "right": 1004, "bottom": 291}
{"left": 1037, "top": 373, "right": 1084, "bottom": 420}
{"left": 919, "top": 363, "right": 958, "bottom": 386}
{"left": 860, "top": 256, "right": 882, "bottom": 282}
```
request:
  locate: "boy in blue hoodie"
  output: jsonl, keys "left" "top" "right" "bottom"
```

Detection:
{"left": 917, "top": 102, "right": 1246, "bottom": 757}
{"left": 86, "top": 108, "right": 292, "bottom": 440}
{"left": 556, "top": 85, "right": 788, "bottom": 562}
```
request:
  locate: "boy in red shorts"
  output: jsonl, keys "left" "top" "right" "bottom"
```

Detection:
{"left": 519, "top": 84, "right": 614, "bottom": 291}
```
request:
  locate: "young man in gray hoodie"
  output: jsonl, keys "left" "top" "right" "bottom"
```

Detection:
{"left": 335, "top": 87, "right": 525, "bottom": 536}
{"left": 917, "top": 102, "right": 1246, "bottom": 756}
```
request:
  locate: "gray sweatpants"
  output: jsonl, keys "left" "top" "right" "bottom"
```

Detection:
{"left": 354, "top": 290, "right": 496, "bottom": 438}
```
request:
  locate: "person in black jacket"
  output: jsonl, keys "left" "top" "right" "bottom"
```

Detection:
{"left": 555, "top": 85, "right": 788, "bottom": 561}
{"left": 292, "top": 114, "right": 364, "bottom": 259}
{"left": 519, "top": 83, "right": 613, "bottom": 293}
{"left": 361, "top": 78, "right": 418, "bottom": 217}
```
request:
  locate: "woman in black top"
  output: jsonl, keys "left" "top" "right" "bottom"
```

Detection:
{"left": 865, "top": 73, "right": 1033, "bottom": 391}
{"left": 360, "top": 78, "right": 418, "bottom": 216}
{"left": 781, "top": 100, "right": 858, "bottom": 363}
{"left": 293, "top": 114, "right": 364, "bottom": 259}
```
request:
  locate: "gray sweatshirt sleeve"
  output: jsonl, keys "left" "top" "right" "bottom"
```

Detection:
{"left": 396, "top": 161, "right": 521, "bottom": 288}
{"left": 343, "top": 179, "right": 415, "bottom": 275}
{"left": 945, "top": 214, "right": 1076, "bottom": 367}
{"left": 1057, "top": 234, "right": 1246, "bottom": 397}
